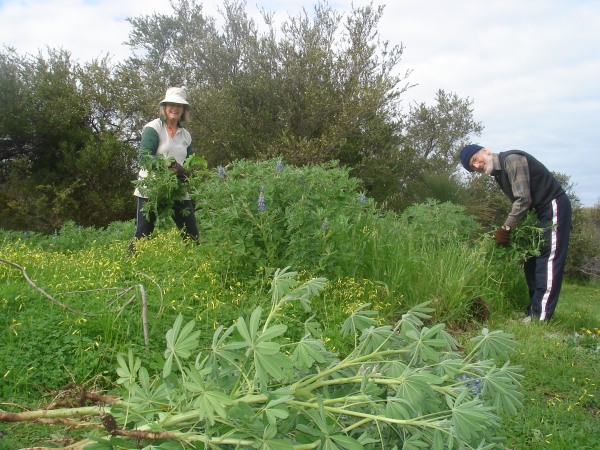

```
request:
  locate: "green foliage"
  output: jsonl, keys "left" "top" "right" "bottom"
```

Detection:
{"left": 565, "top": 201, "right": 600, "bottom": 280}
{"left": 0, "top": 48, "right": 139, "bottom": 232}
{"left": 190, "top": 158, "right": 374, "bottom": 278}
{"left": 124, "top": 0, "right": 412, "bottom": 205}
{"left": 82, "top": 269, "right": 523, "bottom": 448}
{"left": 483, "top": 211, "right": 546, "bottom": 264}
{"left": 133, "top": 153, "right": 209, "bottom": 222}
{"left": 401, "top": 90, "right": 484, "bottom": 173}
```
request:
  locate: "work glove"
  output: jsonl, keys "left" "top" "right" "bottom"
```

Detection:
{"left": 493, "top": 226, "right": 511, "bottom": 247}
{"left": 169, "top": 162, "right": 190, "bottom": 180}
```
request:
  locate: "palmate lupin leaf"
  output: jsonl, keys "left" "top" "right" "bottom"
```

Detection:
{"left": 481, "top": 361, "right": 525, "bottom": 416}
{"left": 184, "top": 365, "right": 232, "bottom": 425}
{"left": 341, "top": 303, "right": 378, "bottom": 338}
{"left": 163, "top": 314, "right": 201, "bottom": 378}
{"left": 268, "top": 266, "right": 298, "bottom": 305}
{"left": 237, "top": 307, "right": 293, "bottom": 386}
{"left": 116, "top": 349, "right": 141, "bottom": 388}
{"left": 291, "top": 336, "right": 327, "bottom": 370}
{"left": 405, "top": 323, "right": 452, "bottom": 364}
{"left": 470, "top": 328, "right": 519, "bottom": 360}
{"left": 358, "top": 325, "right": 400, "bottom": 354}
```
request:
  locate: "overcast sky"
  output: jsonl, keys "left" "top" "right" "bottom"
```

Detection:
{"left": 1, "top": 0, "right": 598, "bottom": 206}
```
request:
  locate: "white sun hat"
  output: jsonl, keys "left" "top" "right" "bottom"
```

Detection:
{"left": 159, "top": 87, "right": 190, "bottom": 108}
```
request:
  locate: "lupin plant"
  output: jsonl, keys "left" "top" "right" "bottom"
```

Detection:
{"left": 67, "top": 267, "right": 523, "bottom": 449}
{"left": 133, "top": 154, "right": 209, "bottom": 222}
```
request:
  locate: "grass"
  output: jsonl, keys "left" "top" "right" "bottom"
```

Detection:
{"left": 479, "top": 283, "right": 600, "bottom": 449}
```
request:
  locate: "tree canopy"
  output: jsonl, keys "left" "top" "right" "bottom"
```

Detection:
{"left": 1, "top": 0, "right": 484, "bottom": 231}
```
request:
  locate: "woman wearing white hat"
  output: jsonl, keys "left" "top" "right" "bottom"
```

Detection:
{"left": 130, "top": 87, "right": 199, "bottom": 249}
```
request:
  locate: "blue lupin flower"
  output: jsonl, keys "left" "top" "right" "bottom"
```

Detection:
{"left": 275, "top": 160, "right": 283, "bottom": 173}
{"left": 218, "top": 166, "right": 226, "bottom": 179}
{"left": 321, "top": 218, "right": 328, "bottom": 230}
{"left": 259, "top": 186, "right": 264, "bottom": 192}
{"left": 359, "top": 194, "right": 366, "bottom": 203}
{"left": 23, "top": 231, "right": 28, "bottom": 239}
{"left": 460, "top": 374, "right": 481, "bottom": 396}
{"left": 472, "top": 378, "right": 481, "bottom": 396}
{"left": 258, "top": 192, "right": 266, "bottom": 211}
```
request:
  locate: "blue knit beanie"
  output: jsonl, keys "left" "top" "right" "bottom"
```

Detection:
{"left": 460, "top": 144, "right": 483, "bottom": 172}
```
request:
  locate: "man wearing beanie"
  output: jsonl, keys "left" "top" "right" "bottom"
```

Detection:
{"left": 459, "top": 145, "right": 572, "bottom": 322}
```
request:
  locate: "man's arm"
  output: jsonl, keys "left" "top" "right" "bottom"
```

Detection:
{"left": 504, "top": 154, "right": 532, "bottom": 228}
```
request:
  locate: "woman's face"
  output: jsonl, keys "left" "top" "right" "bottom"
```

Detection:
{"left": 164, "top": 102, "right": 184, "bottom": 121}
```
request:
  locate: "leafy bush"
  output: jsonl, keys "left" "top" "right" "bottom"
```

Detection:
{"left": 189, "top": 158, "right": 374, "bottom": 279}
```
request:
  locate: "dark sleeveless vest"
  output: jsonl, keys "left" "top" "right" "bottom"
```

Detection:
{"left": 493, "top": 150, "right": 565, "bottom": 210}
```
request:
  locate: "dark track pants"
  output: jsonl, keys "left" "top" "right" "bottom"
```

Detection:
{"left": 129, "top": 197, "right": 199, "bottom": 250}
{"left": 523, "top": 192, "right": 571, "bottom": 320}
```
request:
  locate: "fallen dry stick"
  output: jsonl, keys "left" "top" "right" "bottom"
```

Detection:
{"left": 0, "top": 258, "right": 94, "bottom": 317}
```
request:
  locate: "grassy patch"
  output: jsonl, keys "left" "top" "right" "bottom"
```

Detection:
{"left": 481, "top": 284, "right": 600, "bottom": 449}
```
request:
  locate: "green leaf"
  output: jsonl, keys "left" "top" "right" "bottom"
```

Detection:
{"left": 163, "top": 314, "right": 201, "bottom": 377}
{"left": 482, "top": 362, "right": 524, "bottom": 416}
{"left": 108, "top": 437, "right": 139, "bottom": 449}
{"left": 291, "top": 337, "right": 327, "bottom": 370}
{"left": 255, "top": 351, "right": 291, "bottom": 384}
{"left": 451, "top": 398, "right": 496, "bottom": 442}
{"left": 470, "top": 329, "right": 519, "bottom": 360}
{"left": 386, "top": 397, "right": 414, "bottom": 421}
{"left": 236, "top": 316, "right": 252, "bottom": 344}
{"left": 358, "top": 325, "right": 399, "bottom": 354}
{"left": 249, "top": 306, "right": 263, "bottom": 339}
{"left": 401, "top": 433, "right": 429, "bottom": 450}
{"left": 269, "top": 266, "right": 298, "bottom": 304}
{"left": 256, "top": 324, "right": 287, "bottom": 344}
{"left": 265, "top": 404, "right": 289, "bottom": 425}
{"left": 394, "top": 370, "right": 438, "bottom": 410}
{"left": 116, "top": 349, "right": 141, "bottom": 387}
{"left": 330, "top": 434, "right": 364, "bottom": 450}
{"left": 296, "top": 423, "right": 324, "bottom": 437}
{"left": 341, "top": 303, "right": 377, "bottom": 338}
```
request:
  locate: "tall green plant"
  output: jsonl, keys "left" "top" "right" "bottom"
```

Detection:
{"left": 190, "top": 158, "right": 374, "bottom": 278}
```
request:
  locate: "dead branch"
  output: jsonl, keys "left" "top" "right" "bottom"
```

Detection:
{"left": 113, "top": 428, "right": 178, "bottom": 440}
{"left": 139, "top": 284, "right": 149, "bottom": 346}
{"left": 105, "top": 286, "right": 135, "bottom": 310}
{"left": 579, "top": 255, "right": 600, "bottom": 281}
{"left": 0, "top": 406, "right": 102, "bottom": 422}
{"left": 0, "top": 258, "right": 94, "bottom": 317}
{"left": 35, "top": 417, "right": 101, "bottom": 429}
{"left": 113, "top": 285, "right": 149, "bottom": 346}
{"left": 114, "top": 294, "right": 136, "bottom": 313}
{"left": 56, "top": 287, "right": 124, "bottom": 296}
{"left": 84, "top": 392, "right": 121, "bottom": 405}
{"left": 136, "top": 271, "right": 165, "bottom": 318}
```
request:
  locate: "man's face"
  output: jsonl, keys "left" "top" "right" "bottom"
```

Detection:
{"left": 470, "top": 149, "right": 494, "bottom": 174}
